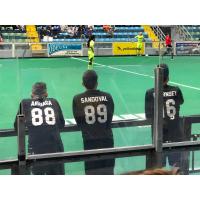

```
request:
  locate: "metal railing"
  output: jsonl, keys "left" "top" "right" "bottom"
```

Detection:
{"left": 176, "top": 25, "right": 193, "bottom": 41}
{"left": 151, "top": 26, "right": 166, "bottom": 42}
{"left": 0, "top": 114, "right": 200, "bottom": 174}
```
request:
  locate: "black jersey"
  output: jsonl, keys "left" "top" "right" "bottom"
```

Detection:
{"left": 145, "top": 84, "right": 184, "bottom": 122}
{"left": 14, "top": 98, "right": 65, "bottom": 154}
{"left": 73, "top": 90, "right": 114, "bottom": 141}
{"left": 145, "top": 84, "right": 184, "bottom": 141}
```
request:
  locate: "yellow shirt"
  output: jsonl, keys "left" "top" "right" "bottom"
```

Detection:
{"left": 135, "top": 35, "right": 144, "bottom": 43}
{"left": 88, "top": 40, "right": 94, "bottom": 52}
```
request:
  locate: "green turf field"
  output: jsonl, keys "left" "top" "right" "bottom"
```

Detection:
{"left": 0, "top": 56, "right": 200, "bottom": 174}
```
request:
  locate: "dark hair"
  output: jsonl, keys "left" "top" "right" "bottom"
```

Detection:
{"left": 157, "top": 63, "right": 169, "bottom": 82}
{"left": 87, "top": 35, "right": 95, "bottom": 48}
{"left": 32, "top": 82, "right": 47, "bottom": 99}
{"left": 82, "top": 70, "right": 98, "bottom": 89}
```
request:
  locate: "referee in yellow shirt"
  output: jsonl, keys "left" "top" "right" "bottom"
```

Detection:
{"left": 87, "top": 35, "right": 95, "bottom": 70}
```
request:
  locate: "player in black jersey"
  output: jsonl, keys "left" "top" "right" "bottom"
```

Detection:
{"left": 14, "top": 82, "right": 65, "bottom": 175}
{"left": 73, "top": 70, "right": 115, "bottom": 174}
{"left": 145, "top": 64, "right": 185, "bottom": 168}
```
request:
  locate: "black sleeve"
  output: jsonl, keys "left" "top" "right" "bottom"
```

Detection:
{"left": 55, "top": 100, "right": 65, "bottom": 129}
{"left": 177, "top": 87, "right": 184, "bottom": 105}
{"left": 145, "top": 90, "right": 154, "bottom": 119}
{"left": 72, "top": 96, "right": 81, "bottom": 126}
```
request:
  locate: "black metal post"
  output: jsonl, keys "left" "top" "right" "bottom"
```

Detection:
{"left": 17, "top": 115, "right": 26, "bottom": 163}
{"left": 153, "top": 67, "right": 164, "bottom": 152}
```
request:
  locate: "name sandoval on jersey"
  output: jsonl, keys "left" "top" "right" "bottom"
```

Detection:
{"left": 31, "top": 100, "right": 53, "bottom": 107}
{"left": 81, "top": 96, "right": 108, "bottom": 104}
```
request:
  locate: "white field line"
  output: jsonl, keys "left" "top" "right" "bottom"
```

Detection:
{"left": 109, "top": 65, "right": 142, "bottom": 67}
{"left": 72, "top": 57, "right": 200, "bottom": 91}
{"left": 71, "top": 57, "right": 154, "bottom": 78}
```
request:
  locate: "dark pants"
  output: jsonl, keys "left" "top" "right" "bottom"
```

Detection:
{"left": 146, "top": 121, "right": 189, "bottom": 173}
{"left": 30, "top": 162, "right": 65, "bottom": 175}
{"left": 83, "top": 138, "right": 115, "bottom": 175}
{"left": 163, "top": 44, "right": 173, "bottom": 59}
{"left": 146, "top": 150, "right": 189, "bottom": 174}
{"left": 28, "top": 143, "right": 65, "bottom": 175}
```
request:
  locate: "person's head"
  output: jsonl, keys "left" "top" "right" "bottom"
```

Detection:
{"left": 82, "top": 70, "right": 98, "bottom": 90}
{"left": 139, "top": 32, "right": 142, "bottom": 36}
{"left": 31, "top": 82, "right": 48, "bottom": 100}
{"left": 87, "top": 35, "right": 95, "bottom": 47}
{"left": 157, "top": 63, "right": 169, "bottom": 85}
{"left": 90, "top": 35, "right": 95, "bottom": 41}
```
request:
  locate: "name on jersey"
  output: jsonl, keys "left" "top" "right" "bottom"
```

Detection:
{"left": 153, "top": 91, "right": 177, "bottom": 97}
{"left": 31, "top": 100, "right": 52, "bottom": 107}
{"left": 163, "top": 91, "right": 177, "bottom": 97}
{"left": 81, "top": 96, "right": 108, "bottom": 104}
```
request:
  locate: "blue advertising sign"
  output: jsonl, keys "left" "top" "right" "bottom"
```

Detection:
{"left": 176, "top": 42, "right": 200, "bottom": 55}
{"left": 48, "top": 43, "right": 82, "bottom": 56}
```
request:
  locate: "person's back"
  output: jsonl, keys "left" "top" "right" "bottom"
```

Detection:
{"left": 73, "top": 89, "right": 114, "bottom": 141}
{"left": 14, "top": 82, "right": 65, "bottom": 174}
{"left": 19, "top": 97, "right": 65, "bottom": 154}
{"left": 145, "top": 64, "right": 185, "bottom": 169}
{"left": 73, "top": 70, "right": 115, "bottom": 174}
{"left": 145, "top": 67, "right": 184, "bottom": 142}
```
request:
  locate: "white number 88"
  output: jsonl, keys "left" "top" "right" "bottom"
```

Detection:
{"left": 31, "top": 107, "right": 56, "bottom": 126}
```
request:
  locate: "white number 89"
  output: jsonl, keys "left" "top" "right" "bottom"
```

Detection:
{"left": 84, "top": 104, "right": 107, "bottom": 124}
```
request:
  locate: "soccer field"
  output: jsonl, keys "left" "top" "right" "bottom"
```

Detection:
{"left": 0, "top": 55, "right": 200, "bottom": 174}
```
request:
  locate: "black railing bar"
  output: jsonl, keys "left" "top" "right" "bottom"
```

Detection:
{"left": 163, "top": 140, "right": 200, "bottom": 148}
{"left": 1, "top": 114, "right": 200, "bottom": 137}
{"left": 0, "top": 119, "right": 152, "bottom": 137}
{"left": 0, "top": 159, "right": 18, "bottom": 170}
{"left": 189, "top": 169, "right": 200, "bottom": 174}
{"left": 27, "top": 144, "right": 154, "bottom": 161}
{"left": 25, "top": 148, "right": 155, "bottom": 167}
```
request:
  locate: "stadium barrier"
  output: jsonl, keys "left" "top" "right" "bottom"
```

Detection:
{"left": 0, "top": 41, "right": 199, "bottom": 58}
{"left": 0, "top": 115, "right": 200, "bottom": 174}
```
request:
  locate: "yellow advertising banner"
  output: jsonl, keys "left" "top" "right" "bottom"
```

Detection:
{"left": 113, "top": 42, "right": 145, "bottom": 55}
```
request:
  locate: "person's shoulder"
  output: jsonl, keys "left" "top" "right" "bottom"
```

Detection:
{"left": 21, "top": 98, "right": 32, "bottom": 104}
{"left": 99, "top": 90, "right": 113, "bottom": 98}
{"left": 47, "top": 98, "right": 60, "bottom": 104}
{"left": 146, "top": 88, "right": 154, "bottom": 94}
{"left": 47, "top": 97, "right": 58, "bottom": 102}
{"left": 73, "top": 92, "right": 85, "bottom": 100}
{"left": 19, "top": 99, "right": 33, "bottom": 111}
